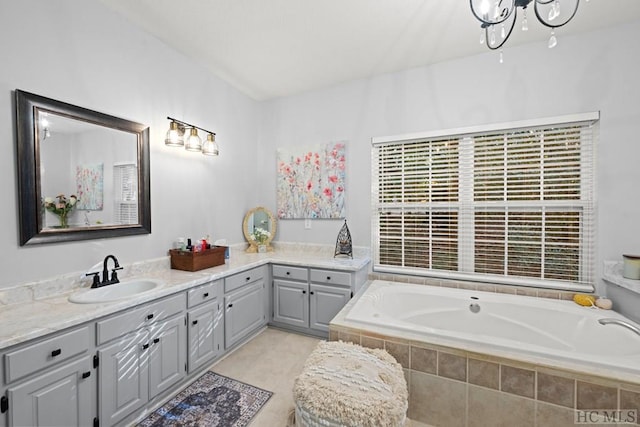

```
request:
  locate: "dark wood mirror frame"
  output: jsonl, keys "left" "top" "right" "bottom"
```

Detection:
{"left": 15, "top": 89, "right": 151, "bottom": 245}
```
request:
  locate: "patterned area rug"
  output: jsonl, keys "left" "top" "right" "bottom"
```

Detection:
{"left": 137, "top": 371, "right": 272, "bottom": 427}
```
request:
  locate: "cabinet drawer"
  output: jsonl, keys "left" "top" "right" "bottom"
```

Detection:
{"left": 4, "top": 325, "right": 92, "bottom": 383}
{"left": 97, "top": 293, "right": 185, "bottom": 345}
{"left": 272, "top": 265, "right": 308, "bottom": 282}
{"left": 224, "top": 266, "right": 265, "bottom": 294}
{"left": 309, "top": 269, "right": 351, "bottom": 287}
{"left": 187, "top": 280, "right": 219, "bottom": 308}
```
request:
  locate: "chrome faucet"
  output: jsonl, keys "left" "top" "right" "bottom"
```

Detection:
{"left": 598, "top": 318, "right": 640, "bottom": 337}
{"left": 86, "top": 255, "right": 123, "bottom": 288}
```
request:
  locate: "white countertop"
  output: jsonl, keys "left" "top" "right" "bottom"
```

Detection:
{"left": 603, "top": 261, "right": 640, "bottom": 294}
{"left": 0, "top": 245, "right": 370, "bottom": 350}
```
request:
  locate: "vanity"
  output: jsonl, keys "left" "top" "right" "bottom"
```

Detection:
{"left": 0, "top": 247, "right": 370, "bottom": 427}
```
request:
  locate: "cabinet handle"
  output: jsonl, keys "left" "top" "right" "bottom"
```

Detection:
{"left": 326, "top": 276, "right": 331, "bottom": 281}
{"left": 153, "top": 338, "right": 160, "bottom": 344}
{"left": 203, "top": 292, "right": 209, "bottom": 298}
{"left": 228, "top": 303, "right": 233, "bottom": 308}
{"left": 245, "top": 276, "right": 251, "bottom": 281}
{"left": 286, "top": 271, "right": 290, "bottom": 275}
{"left": 82, "top": 371, "right": 91, "bottom": 379}
{"left": 310, "top": 291, "right": 315, "bottom": 295}
{"left": 147, "top": 313, "right": 154, "bottom": 320}
{"left": 302, "top": 290, "right": 306, "bottom": 294}
{"left": 51, "top": 348, "right": 62, "bottom": 357}
{"left": 142, "top": 343, "right": 150, "bottom": 350}
{"left": 192, "top": 320, "right": 199, "bottom": 325}
{"left": 1, "top": 396, "right": 8, "bottom": 413}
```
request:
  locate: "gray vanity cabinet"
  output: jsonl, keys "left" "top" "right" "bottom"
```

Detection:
{"left": 309, "top": 283, "right": 351, "bottom": 332}
{"left": 7, "top": 355, "right": 96, "bottom": 427}
{"left": 0, "top": 323, "right": 95, "bottom": 427}
{"left": 224, "top": 266, "right": 268, "bottom": 349}
{"left": 271, "top": 264, "right": 363, "bottom": 337}
{"left": 273, "top": 265, "right": 310, "bottom": 328}
{"left": 97, "top": 293, "right": 186, "bottom": 426}
{"left": 187, "top": 280, "right": 223, "bottom": 372}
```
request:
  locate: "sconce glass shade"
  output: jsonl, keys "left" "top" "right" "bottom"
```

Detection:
{"left": 185, "top": 127, "right": 202, "bottom": 152}
{"left": 202, "top": 133, "right": 219, "bottom": 156}
{"left": 165, "top": 121, "right": 184, "bottom": 147}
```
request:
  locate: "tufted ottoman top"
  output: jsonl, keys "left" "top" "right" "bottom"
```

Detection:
{"left": 293, "top": 340, "right": 408, "bottom": 427}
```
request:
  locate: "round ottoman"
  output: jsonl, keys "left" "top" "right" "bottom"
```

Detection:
{"left": 293, "top": 340, "right": 408, "bottom": 427}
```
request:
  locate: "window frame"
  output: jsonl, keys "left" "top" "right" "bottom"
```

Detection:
{"left": 371, "top": 112, "right": 599, "bottom": 292}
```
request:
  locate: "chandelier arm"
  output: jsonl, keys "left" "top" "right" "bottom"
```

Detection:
{"left": 535, "top": 0, "right": 554, "bottom": 4}
{"left": 470, "top": 0, "right": 516, "bottom": 25}
{"left": 485, "top": 10, "right": 518, "bottom": 50}
{"left": 534, "top": 0, "right": 580, "bottom": 28}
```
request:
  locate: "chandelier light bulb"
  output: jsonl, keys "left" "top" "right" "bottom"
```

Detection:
{"left": 479, "top": 0, "right": 490, "bottom": 15}
{"left": 165, "top": 121, "right": 184, "bottom": 147}
{"left": 480, "top": 28, "right": 485, "bottom": 44}
{"left": 522, "top": 9, "right": 528, "bottom": 31}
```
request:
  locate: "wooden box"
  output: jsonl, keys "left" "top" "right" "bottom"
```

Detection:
{"left": 169, "top": 246, "right": 227, "bottom": 271}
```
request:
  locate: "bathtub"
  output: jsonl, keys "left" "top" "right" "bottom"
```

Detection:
{"left": 343, "top": 280, "right": 640, "bottom": 376}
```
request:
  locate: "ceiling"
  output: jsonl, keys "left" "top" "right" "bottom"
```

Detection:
{"left": 99, "top": 0, "right": 640, "bottom": 101}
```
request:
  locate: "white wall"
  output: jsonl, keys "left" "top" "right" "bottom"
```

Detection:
{"left": 2, "top": 0, "right": 639, "bottom": 305}
{"left": 258, "top": 21, "right": 640, "bottom": 296}
{"left": 0, "top": 1, "right": 260, "bottom": 288}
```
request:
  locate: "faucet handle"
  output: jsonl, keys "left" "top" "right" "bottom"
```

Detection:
{"left": 86, "top": 272, "right": 100, "bottom": 288}
{"left": 110, "top": 266, "right": 123, "bottom": 283}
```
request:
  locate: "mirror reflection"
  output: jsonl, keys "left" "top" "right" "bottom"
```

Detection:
{"left": 38, "top": 110, "right": 139, "bottom": 229}
{"left": 243, "top": 207, "right": 276, "bottom": 253}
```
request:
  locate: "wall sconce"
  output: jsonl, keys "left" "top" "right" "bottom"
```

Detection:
{"left": 165, "top": 116, "right": 219, "bottom": 156}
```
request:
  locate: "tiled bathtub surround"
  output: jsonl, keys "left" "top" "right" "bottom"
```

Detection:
{"left": 329, "top": 326, "right": 640, "bottom": 426}
{"left": 367, "top": 272, "right": 583, "bottom": 300}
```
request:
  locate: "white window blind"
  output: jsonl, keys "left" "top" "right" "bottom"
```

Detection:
{"left": 372, "top": 113, "right": 597, "bottom": 291}
{"left": 113, "top": 163, "right": 138, "bottom": 225}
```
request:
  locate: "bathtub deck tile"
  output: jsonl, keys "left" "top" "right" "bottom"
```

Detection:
{"left": 409, "top": 371, "right": 466, "bottom": 427}
{"left": 619, "top": 389, "right": 640, "bottom": 425}
{"left": 360, "top": 335, "right": 384, "bottom": 350}
{"left": 337, "top": 330, "right": 360, "bottom": 345}
{"left": 411, "top": 347, "right": 437, "bottom": 375}
{"left": 576, "top": 380, "right": 618, "bottom": 410}
{"left": 501, "top": 365, "right": 536, "bottom": 398}
{"left": 438, "top": 351, "right": 467, "bottom": 382}
{"left": 535, "top": 402, "right": 580, "bottom": 427}
{"left": 537, "top": 372, "right": 575, "bottom": 408}
{"left": 468, "top": 384, "right": 535, "bottom": 427}
{"left": 385, "top": 340, "right": 410, "bottom": 368}
{"left": 468, "top": 358, "right": 500, "bottom": 390}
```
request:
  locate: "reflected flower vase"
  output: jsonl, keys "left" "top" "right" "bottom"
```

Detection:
{"left": 57, "top": 212, "right": 69, "bottom": 228}
{"left": 258, "top": 244, "right": 267, "bottom": 253}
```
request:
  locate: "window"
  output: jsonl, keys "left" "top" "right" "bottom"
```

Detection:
{"left": 113, "top": 163, "right": 138, "bottom": 225}
{"left": 371, "top": 113, "right": 598, "bottom": 291}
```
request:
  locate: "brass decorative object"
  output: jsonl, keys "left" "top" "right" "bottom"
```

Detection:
{"left": 334, "top": 219, "right": 352, "bottom": 258}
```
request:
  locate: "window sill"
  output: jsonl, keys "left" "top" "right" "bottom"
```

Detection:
{"left": 603, "top": 261, "right": 640, "bottom": 295}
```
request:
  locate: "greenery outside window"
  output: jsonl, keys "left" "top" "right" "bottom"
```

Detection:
{"left": 371, "top": 113, "right": 598, "bottom": 291}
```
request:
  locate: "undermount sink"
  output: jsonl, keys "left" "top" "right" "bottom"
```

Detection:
{"left": 68, "top": 278, "right": 164, "bottom": 304}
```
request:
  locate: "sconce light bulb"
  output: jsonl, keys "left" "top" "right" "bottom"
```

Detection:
{"left": 165, "top": 121, "right": 184, "bottom": 147}
{"left": 202, "top": 133, "right": 219, "bottom": 156}
{"left": 185, "top": 127, "right": 202, "bottom": 152}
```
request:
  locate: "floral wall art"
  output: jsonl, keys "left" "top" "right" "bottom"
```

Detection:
{"left": 75, "top": 163, "right": 104, "bottom": 210}
{"left": 277, "top": 142, "right": 346, "bottom": 219}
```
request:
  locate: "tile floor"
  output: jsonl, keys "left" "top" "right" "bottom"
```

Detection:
{"left": 210, "top": 327, "right": 430, "bottom": 426}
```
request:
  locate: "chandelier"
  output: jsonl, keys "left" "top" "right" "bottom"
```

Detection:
{"left": 470, "top": 0, "right": 582, "bottom": 60}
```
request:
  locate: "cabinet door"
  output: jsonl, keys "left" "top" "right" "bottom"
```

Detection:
{"left": 273, "top": 279, "right": 309, "bottom": 328}
{"left": 188, "top": 301, "right": 222, "bottom": 373}
{"left": 99, "top": 329, "right": 150, "bottom": 427}
{"left": 225, "top": 281, "right": 266, "bottom": 349}
{"left": 149, "top": 316, "right": 186, "bottom": 399}
{"left": 309, "top": 284, "right": 351, "bottom": 332}
{"left": 8, "top": 356, "right": 96, "bottom": 427}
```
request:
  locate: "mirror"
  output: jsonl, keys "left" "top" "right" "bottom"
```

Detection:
{"left": 16, "top": 90, "right": 151, "bottom": 245}
{"left": 243, "top": 207, "right": 276, "bottom": 253}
